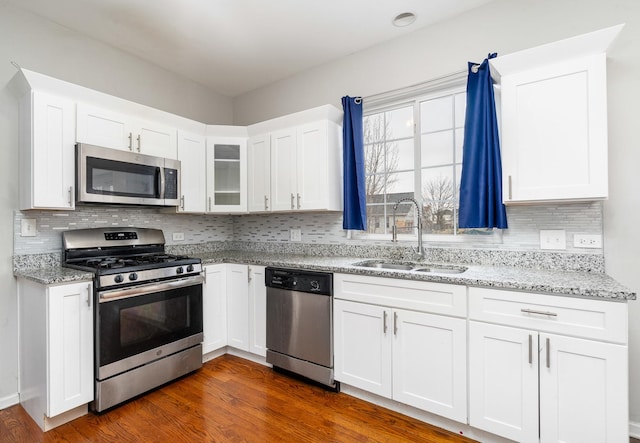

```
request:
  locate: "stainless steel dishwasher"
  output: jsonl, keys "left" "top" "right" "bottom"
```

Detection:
{"left": 265, "top": 267, "right": 338, "bottom": 390}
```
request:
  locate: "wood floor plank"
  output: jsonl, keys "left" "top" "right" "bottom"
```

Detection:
{"left": 1, "top": 354, "right": 477, "bottom": 442}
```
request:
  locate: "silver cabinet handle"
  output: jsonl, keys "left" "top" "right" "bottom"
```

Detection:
{"left": 528, "top": 334, "right": 532, "bottom": 364}
{"left": 296, "top": 193, "right": 301, "bottom": 209}
{"left": 264, "top": 195, "right": 269, "bottom": 211}
{"left": 508, "top": 175, "right": 513, "bottom": 200}
{"left": 546, "top": 337, "right": 551, "bottom": 369}
{"left": 86, "top": 283, "right": 92, "bottom": 307}
{"left": 208, "top": 197, "right": 212, "bottom": 212}
{"left": 180, "top": 195, "right": 185, "bottom": 210}
{"left": 248, "top": 268, "right": 252, "bottom": 283}
{"left": 521, "top": 308, "right": 558, "bottom": 317}
{"left": 383, "top": 311, "right": 387, "bottom": 334}
{"left": 136, "top": 134, "right": 141, "bottom": 152}
{"left": 290, "top": 193, "right": 295, "bottom": 210}
{"left": 128, "top": 132, "right": 133, "bottom": 150}
{"left": 393, "top": 312, "right": 398, "bottom": 336}
{"left": 68, "top": 186, "right": 73, "bottom": 207}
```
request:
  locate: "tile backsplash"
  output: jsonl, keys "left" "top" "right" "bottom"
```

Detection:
{"left": 14, "top": 201, "right": 604, "bottom": 256}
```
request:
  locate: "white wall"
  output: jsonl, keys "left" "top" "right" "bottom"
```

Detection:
{"left": 0, "top": 4, "right": 233, "bottom": 407}
{"left": 234, "top": 0, "right": 640, "bottom": 429}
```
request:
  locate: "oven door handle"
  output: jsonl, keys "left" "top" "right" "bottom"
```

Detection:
{"left": 98, "top": 275, "right": 204, "bottom": 303}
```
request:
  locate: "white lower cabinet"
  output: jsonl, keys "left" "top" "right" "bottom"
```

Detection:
{"left": 333, "top": 274, "right": 467, "bottom": 423}
{"left": 202, "top": 264, "right": 266, "bottom": 357}
{"left": 18, "top": 279, "right": 94, "bottom": 430}
{"left": 468, "top": 287, "right": 628, "bottom": 443}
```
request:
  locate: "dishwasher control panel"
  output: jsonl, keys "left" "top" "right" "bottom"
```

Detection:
{"left": 265, "top": 267, "right": 333, "bottom": 295}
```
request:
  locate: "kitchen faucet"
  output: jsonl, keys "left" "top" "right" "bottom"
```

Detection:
{"left": 391, "top": 197, "right": 425, "bottom": 259}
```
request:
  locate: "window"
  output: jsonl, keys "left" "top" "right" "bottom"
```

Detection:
{"left": 363, "top": 86, "right": 467, "bottom": 239}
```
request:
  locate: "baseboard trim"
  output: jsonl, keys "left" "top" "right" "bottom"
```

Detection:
{"left": 0, "top": 393, "right": 19, "bottom": 410}
{"left": 630, "top": 420, "right": 640, "bottom": 439}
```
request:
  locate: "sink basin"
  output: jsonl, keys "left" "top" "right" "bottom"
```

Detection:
{"left": 352, "top": 260, "right": 467, "bottom": 274}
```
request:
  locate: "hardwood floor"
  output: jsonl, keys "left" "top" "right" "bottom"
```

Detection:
{"left": 1, "top": 354, "right": 476, "bottom": 442}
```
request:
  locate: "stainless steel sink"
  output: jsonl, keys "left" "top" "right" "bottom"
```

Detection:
{"left": 352, "top": 260, "right": 467, "bottom": 274}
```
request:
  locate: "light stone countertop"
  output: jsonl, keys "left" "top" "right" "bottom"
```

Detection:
{"left": 14, "top": 250, "right": 636, "bottom": 301}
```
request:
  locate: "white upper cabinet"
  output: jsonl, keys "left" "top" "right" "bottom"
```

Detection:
{"left": 206, "top": 134, "right": 247, "bottom": 213}
{"left": 247, "top": 105, "right": 343, "bottom": 213}
{"left": 77, "top": 103, "right": 177, "bottom": 159}
{"left": 177, "top": 130, "right": 207, "bottom": 213}
{"left": 19, "top": 91, "right": 76, "bottom": 210}
{"left": 490, "top": 25, "right": 623, "bottom": 204}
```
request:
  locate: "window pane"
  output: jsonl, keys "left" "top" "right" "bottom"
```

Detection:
{"left": 394, "top": 139, "right": 414, "bottom": 171}
{"left": 366, "top": 204, "right": 387, "bottom": 234}
{"left": 366, "top": 175, "right": 385, "bottom": 204}
{"left": 422, "top": 166, "right": 454, "bottom": 202}
{"left": 386, "top": 171, "right": 414, "bottom": 195}
{"left": 421, "top": 96, "right": 453, "bottom": 132}
{"left": 421, "top": 131, "right": 453, "bottom": 167}
{"left": 364, "top": 114, "right": 385, "bottom": 143}
{"left": 392, "top": 201, "right": 418, "bottom": 236}
{"left": 386, "top": 106, "right": 414, "bottom": 139}
{"left": 454, "top": 93, "right": 466, "bottom": 128}
{"left": 365, "top": 142, "right": 385, "bottom": 175}
{"left": 454, "top": 128, "right": 464, "bottom": 164}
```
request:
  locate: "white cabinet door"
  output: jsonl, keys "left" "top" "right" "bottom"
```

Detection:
{"left": 248, "top": 265, "right": 267, "bottom": 357}
{"left": 136, "top": 119, "right": 177, "bottom": 159}
{"left": 334, "top": 299, "right": 392, "bottom": 397}
{"left": 247, "top": 134, "right": 271, "bottom": 212}
{"left": 500, "top": 54, "right": 608, "bottom": 203}
{"left": 177, "top": 131, "right": 206, "bottom": 213}
{"left": 392, "top": 309, "right": 467, "bottom": 423}
{"left": 202, "top": 265, "right": 227, "bottom": 354}
{"left": 226, "top": 264, "right": 249, "bottom": 351}
{"left": 469, "top": 321, "right": 539, "bottom": 443}
{"left": 47, "top": 282, "right": 93, "bottom": 417}
{"left": 539, "top": 333, "right": 628, "bottom": 443}
{"left": 296, "top": 122, "right": 327, "bottom": 211}
{"left": 22, "top": 91, "right": 75, "bottom": 210}
{"left": 270, "top": 128, "right": 297, "bottom": 211}
{"left": 76, "top": 103, "right": 132, "bottom": 151}
{"left": 206, "top": 136, "right": 247, "bottom": 213}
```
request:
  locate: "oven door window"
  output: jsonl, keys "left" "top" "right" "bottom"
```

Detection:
{"left": 98, "top": 284, "right": 203, "bottom": 367}
{"left": 86, "top": 156, "right": 161, "bottom": 199}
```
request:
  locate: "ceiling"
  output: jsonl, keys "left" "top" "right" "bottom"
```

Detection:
{"left": 9, "top": 0, "right": 493, "bottom": 97}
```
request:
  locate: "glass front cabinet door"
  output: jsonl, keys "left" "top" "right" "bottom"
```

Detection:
{"left": 206, "top": 137, "right": 247, "bottom": 213}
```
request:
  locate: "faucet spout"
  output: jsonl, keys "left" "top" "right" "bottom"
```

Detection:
{"left": 391, "top": 197, "right": 425, "bottom": 259}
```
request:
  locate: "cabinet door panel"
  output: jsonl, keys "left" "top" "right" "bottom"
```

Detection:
{"left": 137, "top": 120, "right": 177, "bottom": 159}
{"left": 392, "top": 310, "right": 467, "bottom": 422}
{"left": 76, "top": 103, "right": 131, "bottom": 151}
{"left": 248, "top": 134, "right": 271, "bottom": 212}
{"left": 296, "top": 122, "right": 328, "bottom": 210}
{"left": 206, "top": 137, "right": 247, "bottom": 213}
{"left": 47, "top": 283, "right": 93, "bottom": 417}
{"left": 226, "top": 264, "right": 249, "bottom": 351}
{"left": 248, "top": 266, "right": 267, "bottom": 357}
{"left": 469, "top": 321, "right": 539, "bottom": 443}
{"left": 203, "top": 265, "right": 227, "bottom": 354}
{"left": 333, "top": 300, "right": 391, "bottom": 397}
{"left": 539, "top": 333, "right": 627, "bottom": 443}
{"left": 270, "top": 128, "right": 297, "bottom": 211}
{"left": 177, "top": 131, "right": 206, "bottom": 213}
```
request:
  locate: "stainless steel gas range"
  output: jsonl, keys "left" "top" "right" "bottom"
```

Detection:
{"left": 62, "top": 227, "right": 204, "bottom": 412}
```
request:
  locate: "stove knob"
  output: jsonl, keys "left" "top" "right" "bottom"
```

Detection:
{"left": 129, "top": 272, "right": 138, "bottom": 281}
{"left": 176, "top": 267, "right": 184, "bottom": 275}
{"left": 186, "top": 264, "right": 194, "bottom": 273}
{"left": 114, "top": 274, "right": 124, "bottom": 284}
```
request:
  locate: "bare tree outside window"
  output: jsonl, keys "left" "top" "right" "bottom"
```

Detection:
{"left": 422, "top": 175, "right": 456, "bottom": 234}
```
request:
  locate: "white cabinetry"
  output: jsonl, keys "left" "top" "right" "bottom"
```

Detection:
{"left": 468, "top": 287, "right": 628, "bottom": 443}
{"left": 18, "top": 91, "right": 75, "bottom": 210}
{"left": 202, "top": 264, "right": 227, "bottom": 354}
{"left": 177, "top": 130, "right": 207, "bottom": 213}
{"left": 226, "top": 264, "right": 250, "bottom": 351}
{"left": 18, "top": 279, "right": 93, "bottom": 431}
{"left": 490, "top": 25, "right": 622, "bottom": 204}
{"left": 247, "top": 105, "right": 343, "bottom": 213}
{"left": 248, "top": 265, "right": 267, "bottom": 357}
{"left": 77, "top": 103, "right": 177, "bottom": 158}
{"left": 333, "top": 274, "right": 467, "bottom": 423}
{"left": 206, "top": 136, "right": 247, "bottom": 213}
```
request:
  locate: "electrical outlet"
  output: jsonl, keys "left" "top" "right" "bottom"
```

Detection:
{"left": 574, "top": 234, "right": 602, "bottom": 249}
{"left": 290, "top": 228, "right": 302, "bottom": 242}
{"left": 172, "top": 232, "right": 185, "bottom": 241}
{"left": 20, "top": 219, "right": 37, "bottom": 237}
{"left": 540, "top": 229, "right": 566, "bottom": 250}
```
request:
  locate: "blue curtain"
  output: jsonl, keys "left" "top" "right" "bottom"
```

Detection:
{"left": 342, "top": 96, "right": 367, "bottom": 230}
{"left": 458, "top": 53, "right": 508, "bottom": 229}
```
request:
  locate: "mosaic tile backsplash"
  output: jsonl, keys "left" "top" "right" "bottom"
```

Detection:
{"left": 14, "top": 201, "right": 605, "bottom": 272}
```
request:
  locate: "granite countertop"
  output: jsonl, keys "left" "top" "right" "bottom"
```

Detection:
{"left": 14, "top": 250, "right": 636, "bottom": 301}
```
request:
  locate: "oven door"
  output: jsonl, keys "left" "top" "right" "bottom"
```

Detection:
{"left": 76, "top": 143, "right": 177, "bottom": 206}
{"left": 96, "top": 276, "right": 203, "bottom": 380}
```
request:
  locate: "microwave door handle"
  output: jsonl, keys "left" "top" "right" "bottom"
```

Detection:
{"left": 157, "top": 167, "right": 165, "bottom": 199}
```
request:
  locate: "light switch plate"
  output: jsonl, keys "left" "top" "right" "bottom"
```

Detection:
{"left": 290, "top": 228, "right": 302, "bottom": 242}
{"left": 21, "top": 219, "right": 37, "bottom": 237}
{"left": 540, "top": 229, "right": 566, "bottom": 250}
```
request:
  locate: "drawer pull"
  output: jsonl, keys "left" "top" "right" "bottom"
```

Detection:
{"left": 521, "top": 308, "right": 558, "bottom": 317}
{"left": 528, "top": 334, "right": 532, "bottom": 364}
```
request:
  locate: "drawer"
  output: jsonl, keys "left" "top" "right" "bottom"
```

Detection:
{"left": 334, "top": 273, "right": 466, "bottom": 317}
{"left": 469, "top": 287, "right": 627, "bottom": 344}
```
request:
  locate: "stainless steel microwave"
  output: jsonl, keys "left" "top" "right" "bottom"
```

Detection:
{"left": 76, "top": 143, "right": 180, "bottom": 206}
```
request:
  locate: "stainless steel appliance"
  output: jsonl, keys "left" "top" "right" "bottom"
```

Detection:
{"left": 76, "top": 143, "right": 180, "bottom": 206}
{"left": 265, "top": 267, "right": 337, "bottom": 390}
{"left": 62, "top": 227, "right": 203, "bottom": 412}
